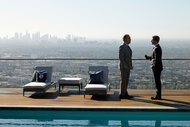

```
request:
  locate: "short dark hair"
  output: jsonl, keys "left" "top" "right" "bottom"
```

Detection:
{"left": 152, "top": 35, "right": 160, "bottom": 43}
{"left": 123, "top": 34, "right": 130, "bottom": 41}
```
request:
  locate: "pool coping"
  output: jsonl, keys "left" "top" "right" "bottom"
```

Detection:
{"left": 0, "top": 105, "right": 190, "bottom": 112}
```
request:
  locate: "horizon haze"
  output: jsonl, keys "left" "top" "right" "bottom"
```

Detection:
{"left": 0, "top": 0, "right": 190, "bottom": 40}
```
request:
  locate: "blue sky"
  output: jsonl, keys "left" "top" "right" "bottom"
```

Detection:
{"left": 0, "top": 0, "right": 190, "bottom": 39}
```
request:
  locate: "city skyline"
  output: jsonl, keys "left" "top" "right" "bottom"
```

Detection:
{"left": 0, "top": 0, "right": 190, "bottom": 40}
{"left": 0, "top": 31, "right": 86, "bottom": 42}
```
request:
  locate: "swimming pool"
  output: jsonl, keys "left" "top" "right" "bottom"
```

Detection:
{"left": 0, "top": 110, "right": 190, "bottom": 127}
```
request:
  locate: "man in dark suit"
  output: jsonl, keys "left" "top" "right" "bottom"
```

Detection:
{"left": 145, "top": 35, "right": 163, "bottom": 100}
{"left": 119, "top": 34, "right": 133, "bottom": 99}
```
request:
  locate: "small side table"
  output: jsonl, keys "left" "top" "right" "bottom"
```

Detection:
{"left": 58, "top": 77, "right": 83, "bottom": 94}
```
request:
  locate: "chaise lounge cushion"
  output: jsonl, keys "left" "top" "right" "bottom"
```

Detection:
{"left": 23, "top": 82, "right": 49, "bottom": 89}
{"left": 85, "top": 83, "right": 108, "bottom": 91}
{"left": 59, "top": 78, "right": 82, "bottom": 84}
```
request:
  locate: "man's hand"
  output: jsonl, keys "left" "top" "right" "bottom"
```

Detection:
{"left": 124, "top": 66, "right": 129, "bottom": 70}
{"left": 145, "top": 55, "right": 151, "bottom": 60}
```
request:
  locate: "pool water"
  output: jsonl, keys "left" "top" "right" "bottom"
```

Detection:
{"left": 0, "top": 110, "right": 190, "bottom": 127}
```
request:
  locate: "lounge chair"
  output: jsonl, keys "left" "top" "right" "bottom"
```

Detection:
{"left": 23, "top": 66, "right": 56, "bottom": 96}
{"left": 84, "top": 66, "right": 110, "bottom": 98}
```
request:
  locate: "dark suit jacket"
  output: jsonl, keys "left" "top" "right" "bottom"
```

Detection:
{"left": 150, "top": 44, "right": 163, "bottom": 71}
{"left": 119, "top": 43, "right": 132, "bottom": 70}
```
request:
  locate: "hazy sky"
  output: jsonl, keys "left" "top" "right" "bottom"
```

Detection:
{"left": 0, "top": 0, "right": 190, "bottom": 39}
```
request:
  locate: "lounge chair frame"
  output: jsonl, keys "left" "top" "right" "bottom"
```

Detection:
{"left": 23, "top": 66, "right": 56, "bottom": 96}
{"left": 84, "top": 66, "right": 110, "bottom": 98}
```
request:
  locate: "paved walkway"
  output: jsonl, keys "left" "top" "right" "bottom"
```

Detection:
{"left": 0, "top": 88, "right": 190, "bottom": 109}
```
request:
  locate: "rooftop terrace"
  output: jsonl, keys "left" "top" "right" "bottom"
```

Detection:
{"left": 1, "top": 88, "right": 190, "bottom": 110}
{"left": 0, "top": 58, "right": 189, "bottom": 110}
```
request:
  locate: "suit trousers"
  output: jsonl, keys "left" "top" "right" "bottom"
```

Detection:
{"left": 120, "top": 68, "right": 130, "bottom": 96}
{"left": 152, "top": 68, "right": 162, "bottom": 97}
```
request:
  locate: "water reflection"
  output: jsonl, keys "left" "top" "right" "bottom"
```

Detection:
{"left": 0, "top": 119, "right": 190, "bottom": 127}
{"left": 0, "top": 111, "right": 190, "bottom": 127}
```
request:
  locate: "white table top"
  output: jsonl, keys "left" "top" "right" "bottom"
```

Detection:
{"left": 59, "top": 77, "right": 82, "bottom": 81}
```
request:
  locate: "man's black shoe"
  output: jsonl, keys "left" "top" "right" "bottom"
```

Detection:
{"left": 119, "top": 95, "right": 124, "bottom": 99}
{"left": 151, "top": 96, "right": 162, "bottom": 100}
{"left": 120, "top": 95, "right": 133, "bottom": 99}
{"left": 125, "top": 95, "right": 133, "bottom": 99}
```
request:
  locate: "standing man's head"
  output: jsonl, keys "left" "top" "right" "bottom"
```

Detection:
{"left": 123, "top": 34, "right": 131, "bottom": 45}
{"left": 151, "top": 35, "right": 160, "bottom": 45}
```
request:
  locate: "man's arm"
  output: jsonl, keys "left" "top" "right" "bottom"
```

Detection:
{"left": 130, "top": 56, "right": 133, "bottom": 69}
{"left": 145, "top": 55, "right": 152, "bottom": 60}
{"left": 154, "top": 48, "right": 161, "bottom": 66}
{"left": 119, "top": 46, "right": 129, "bottom": 69}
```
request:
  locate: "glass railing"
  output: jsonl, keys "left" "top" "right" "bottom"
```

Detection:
{"left": 0, "top": 58, "right": 189, "bottom": 89}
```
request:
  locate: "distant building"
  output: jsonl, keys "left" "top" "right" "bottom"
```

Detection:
{"left": 41, "top": 34, "right": 49, "bottom": 41}
{"left": 14, "top": 32, "right": 19, "bottom": 39}
{"left": 22, "top": 31, "right": 31, "bottom": 40}
{"left": 32, "top": 32, "right": 40, "bottom": 41}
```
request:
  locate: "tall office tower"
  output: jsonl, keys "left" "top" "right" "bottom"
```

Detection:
{"left": 14, "top": 32, "right": 19, "bottom": 39}
{"left": 20, "top": 33, "right": 22, "bottom": 40}
{"left": 32, "top": 32, "right": 40, "bottom": 41}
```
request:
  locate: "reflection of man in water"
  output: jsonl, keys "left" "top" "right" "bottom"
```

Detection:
{"left": 88, "top": 119, "right": 108, "bottom": 126}
{"left": 155, "top": 120, "right": 161, "bottom": 127}
{"left": 121, "top": 120, "right": 129, "bottom": 127}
